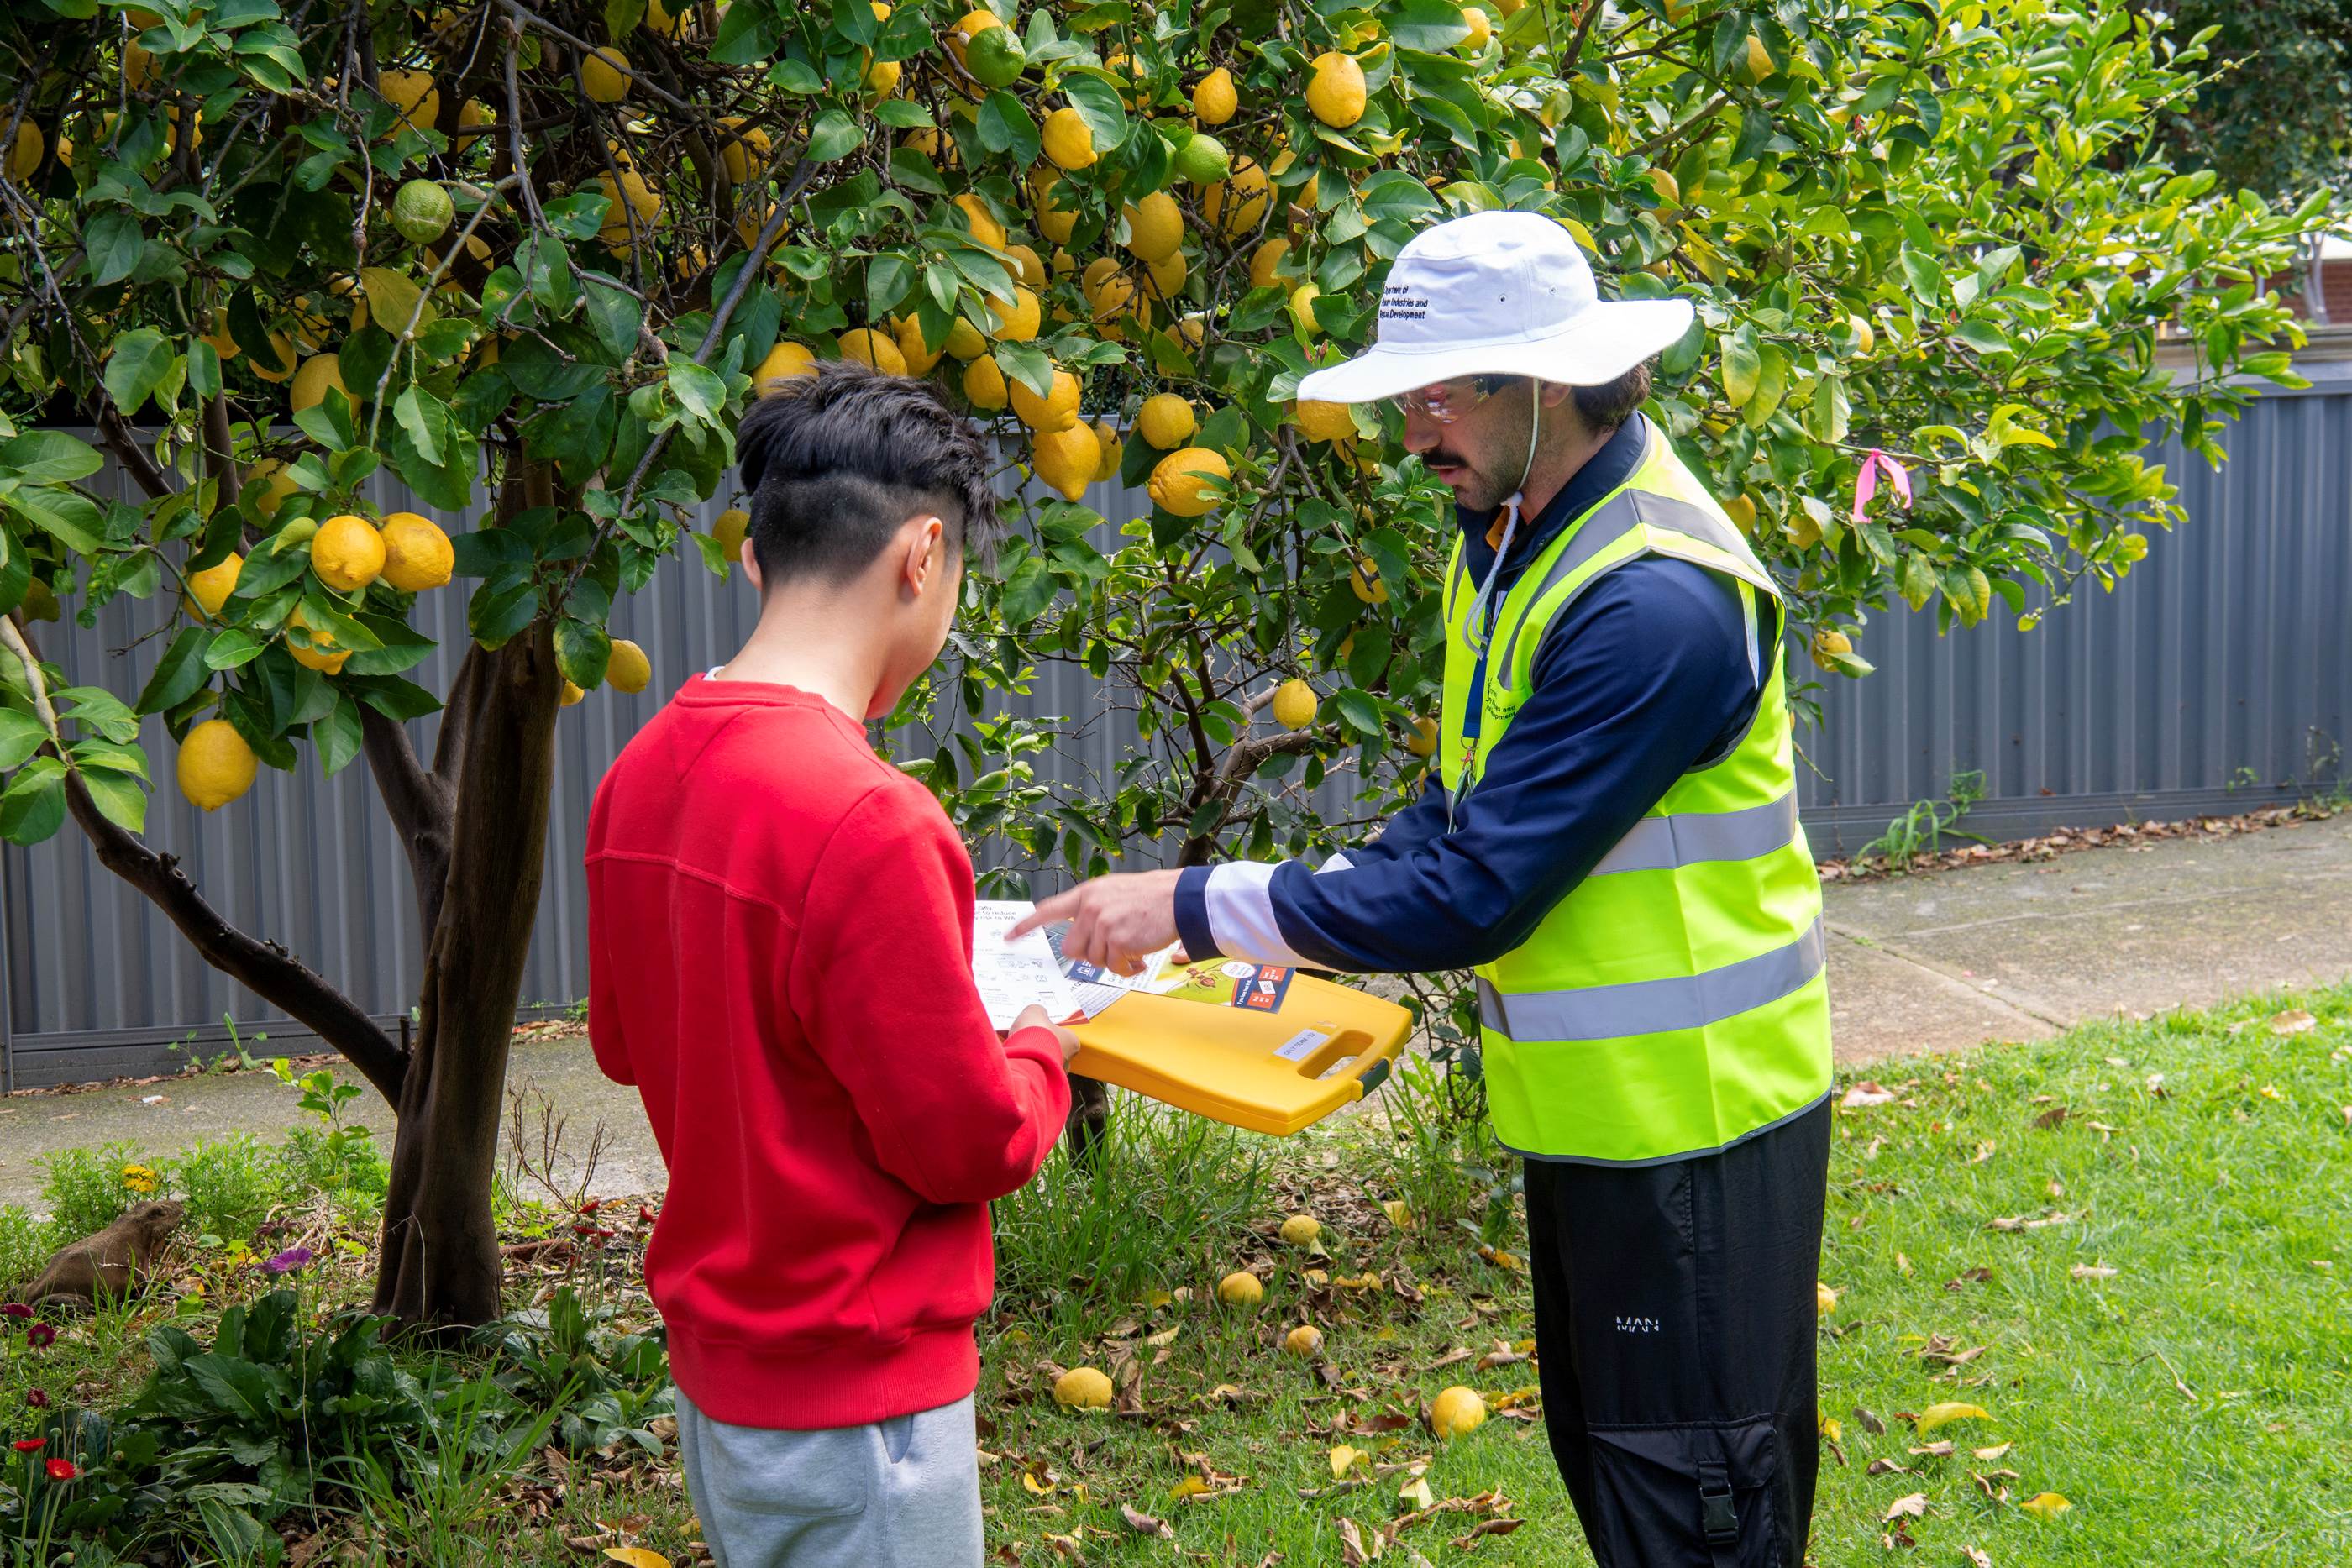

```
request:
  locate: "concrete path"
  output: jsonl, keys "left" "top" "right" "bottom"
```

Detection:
{"left": 4, "top": 814, "right": 2349, "bottom": 1209}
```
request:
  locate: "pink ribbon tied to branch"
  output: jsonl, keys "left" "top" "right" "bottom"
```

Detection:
{"left": 1851, "top": 448, "right": 1914, "bottom": 523}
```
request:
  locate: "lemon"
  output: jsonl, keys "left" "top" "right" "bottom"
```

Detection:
{"left": 1430, "top": 1387, "right": 1486, "bottom": 1440}
{"left": 243, "top": 459, "right": 297, "bottom": 518}
{"left": 1283, "top": 1324, "right": 1324, "bottom": 1357}
{"left": 1011, "top": 366, "right": 1081, "bottom": 433}
{"left": 1461, "top": 5, "right": 1492, "bottom": 48}
{"left": 863, "top": 55, "right": 902, "bottom": 96}
{"left": 951, "top": 191, "right": 1005, "bottom": 249}
{"left": 1816, "top": 1282, "right": 1839, "bottom": 1315}
{"left": 942, "top": 316, "right": 987, "bottom": 360}
{"left": 1041, "top": 105, "right": 1096, "bottom": 170}
{"left": 177, "top": 720, "right": 258, "bottom": 812}
{"left": 1090, "top": 418, "right": 1122, "bottom": 481}
{"left": 1722, "top": 493, "right": 1757, "bottom": 535}
{"left": 1215, "top": 1271, "right": 1263, "bottom": 1308}
{"left": 1173, "top": 131, "right": 1230, "bottom": 185}
{"left": 716, "top": 118, "right": 771, "bottom": 185}
{"left": 1081, "top": 257, "right": 1135, "bottom": 323}
{"left": 9, "top": 121, "right": 42, "bottom": 181}
{"left": 124, "top": 39, "right": 154, "bottom": 91}
{"left": 1028, "top": 169, "right": 1077, "bottom": 244}
{"left": 712, "top": 506, "right": 751, "bottom": 564}
{"left": 755, "top": 339, "right": 816, "bottom": 391}
{"left": 1290, "top": 399, "right": 1357, "bottom": 443}
{"left": 581, "top": 47, "right": 629, "bottom": 103}
{"left": 559, "top": 679, "right": 585, "bottom": 706}
{"left": 246, "top": 331, "right": 296, "bottom": 382}
{"left": 838, "top": 326, "right": 908, "bottom": 375}
{"left": 945, "top": 7, "right": 999, "bottom": 67}
{"left": 1148, "top": 447, "right": 1230, "bottom": 517}
{"left": 1288, "top": 282, "right": 1323, "bottom": 337}
{"left": 1137, "top": 393, "right": 1197, "bottom": 450}
{"left": 1145, "top": 250, "right": 1187, "bottom": 296}
{"left": 1052, "top": 1366, "right": 1114, "bottom": 1410}
{"left": 1249, "top": 239, "right": 1294, "bottom": 290}
{"left": 963, "top": 24, "right": 1026, "bottom": 87}
{"left": 1192, "top": 66, "right": 1237, "bottom": 124}
{"left": 894, "top": 315, "right": 943, "bottom": 375}
{"left": 454, "top": 99, "right": 495, "bottom": 149}
{"left": 1349, "top": 560, "right": 1389, "bottom": 605}
{"left": 962, "top": 354, "right": 1011, "bottom": 411}
{"left": 1405, "top": 716, "right": 1438, "bottom": 758}
{"left": 1203, "top": 157, "right": 1270, "bottom": 235}
{"left": 607, "top": 637, "right": 653, "bottom": 694}
{"left": 290, "top": 354, "right": 349, "bottom": 414}
{"left": 1784, "top": 509, "right": 1823, "bottom": 549}
{"left": 1646, "top": 166, "right": 1680, "bottom": 208}
{"left": 285, "top": 609, "right": 352, "bottom": 674}
{"left": 1271, "top": 678, "right": 1317, "bottom": 730}
{"left": 643, "top": 0, "right": 688, "bottom": 35}
{"left": 1305, "top": 51, "right": 1366, "bottom": 128}
{"left": 1005, "top": 243, "right": 1047, "bottom": 289}
{"left": 311, "top": 514, "right": 384, "bottom": 593}
{"left": 390, "top": 179, "right": 454, "bottom": 244}
{"left": 184, "top": 553, "right": 244, "bottom": 620}
{"left": 1278, "top": 1214, "right": 1321, "bottom": 1246}
{"left": 1032, "top": 422, "right": 1100, "bottom": 501}
{"left": 378, "top": 68, "right": 439, "bottom": 134}
{"left": 1809, "top": 628, "right": 1852, "bottom": 669}
{"left": 379, "top": 511, "right": 454, "bottom": 591}
{"left": 1122, "top": 191, "right": 1184, "bottom": 263}
{"left": 1847, "top": 312, "right": 1877, "bottom": 355}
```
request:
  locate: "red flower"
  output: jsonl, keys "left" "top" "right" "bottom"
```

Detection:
{"left": 12, "top": 1438, "right": 43, "bottom": 1453}
{"left": 638, "top": 1204, "right": 657, "bottom": 1225}
{"left": 45, "top": 1458, "right": 77, "bottom": 1482}
{"left": 24, "top": 1390, "right": 46, "bottom": 1408}
{"left": 24, "top": 1323, "right": 54, "bottom": 1349}
{"left": 0, "top": 1303, "right": 30, "bottom": 1319}
{"left": 580, "top": 1198, "right": 602, "bottom": 1214}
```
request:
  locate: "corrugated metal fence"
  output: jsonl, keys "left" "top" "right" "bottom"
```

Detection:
{"left": 6, "top": 341, "right": 2349, "bottom": 1086}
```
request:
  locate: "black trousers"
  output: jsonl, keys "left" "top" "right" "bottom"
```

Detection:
{"left": 1522, "top": 1098, "right": 1831, "bottom": 1568}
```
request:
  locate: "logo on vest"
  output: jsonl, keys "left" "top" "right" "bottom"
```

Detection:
{"left": 1614, "top": 1315, "right": 1663, "bottom": 1335}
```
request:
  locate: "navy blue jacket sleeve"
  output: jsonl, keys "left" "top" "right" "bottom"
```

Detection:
{"left": 1173, "top": 558, "right": 1760, "bottom": 973}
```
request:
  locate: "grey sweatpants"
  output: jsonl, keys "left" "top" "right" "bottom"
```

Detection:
{"left": 673, "top": 1385, "right": 984, "bottom": 1568}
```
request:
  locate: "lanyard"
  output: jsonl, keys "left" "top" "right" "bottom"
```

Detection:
{"left": 1448, "top": 502, "right": 1522, "bottom": 835}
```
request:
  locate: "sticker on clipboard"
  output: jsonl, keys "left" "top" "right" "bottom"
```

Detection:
{"left": 1273, "top": 1028, "right": 1331, "bottom": 1062}
{"left": 1162, "top": 960, "right": 1297, "bottom": 1013}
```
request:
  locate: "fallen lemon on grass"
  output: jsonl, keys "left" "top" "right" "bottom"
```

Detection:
{"left": 1283, "top": 1324, "right": 1323, "bottom": 1357}
{"left": 1053, "top": 1366, "right": 1114, "bottom": 1410}
{"left": 177, "top": 720, "right": 257, "bottom": 811}
{"left": 1430, "top": 1386, "right": 1486, "bottom": 1440}
{"left": 1216, "top": 1271, "right": 1263, "bottom": 1308}
{"left": 1816, "top": 1281, "right": 1839, "bottom": 1315}
{"left": 1278, "top": 1214, "right": 1321, "bottom": 1247}
{"left": 2019, "top": 1492, "right": 2071, "bottom": 1519}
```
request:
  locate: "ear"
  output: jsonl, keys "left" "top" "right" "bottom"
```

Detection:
{"left": 900, "top": 514, "right": 946, "bottom": 595}
{"left": 738, "top": 536, "right": 764, "bottom": 593}
{"left": 1536, "top": 380, "right": 1576, "bottom": 410}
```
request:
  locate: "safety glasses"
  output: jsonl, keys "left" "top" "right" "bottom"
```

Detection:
{"left": 1389, "top": 375, "right": 1510, "bottom": 425}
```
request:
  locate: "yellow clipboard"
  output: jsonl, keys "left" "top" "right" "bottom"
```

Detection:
{"left": 1067, "top": 968, "right": 1413, "bottom": 1136}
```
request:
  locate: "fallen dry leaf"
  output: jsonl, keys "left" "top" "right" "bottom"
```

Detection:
{"left": 1042, "top": 1531, "right": 1087, "bottom": 1563}
{"left": 1866, "top": 1459, "right": 1909, "bottom": 1477}
{"left": 1915, "top": 1402, "right": 1991, "bottom": 1436}
{"left": 1908, "top": 1441, "right": 1957, "bottom": 1458}
{"left": 1336, "top": 1517, "right": 1379, "bottom": 1564}
{"left": 1398, "top": 1476, "right": 1434, "bottom": 1509}
{"left": 1119, "top": 1503, "right": 1174, "bottom": 1539}
{"left": 2269, "top": 1009, "right": 2318, "bottom": 1036}
{"left": 2034, "top": 1105, "right": 2070, "bottom": 1130}
{"left": 1841, "top": 1081, "right": 1897, "bottom": 1108}
{"left": 1853, "top": 1406, "right": 1888, "bottom": 1435}
{"left": 1962, "top": 1547, "right": 1993, "bottom": 1568}
{"left": 2020, "top": 1491, "right": 2071, "bottom": 1519}
{"left": 1884, "top": 1493, "right": 1929, "bottom": 1523}
{"left": 1972, "top": 1443, "right": 2013, "bottom": 1460}
{"left": 1329, "top": 1445, "right": 1367, "bottom": 1479}
{"left": 2069, "top": 1263, "right": 2120, "bottom": 1282}
{"left": 603, "top": 1552, "right": 669, "bottom": 1568}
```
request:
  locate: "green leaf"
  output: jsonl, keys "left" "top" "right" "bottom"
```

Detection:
{"left": 807, "top": 108, "right": 864, "bottom": 162}
{"left": 313, "top": 692, "right": 362, "bottom": 776}
{"left": 1719, "top": 326, "right": 1761, "bottom": 408}
{"left": 136, "top": 626, "right": 215, "bottom": 715}
{"left": 1059, "top": 71, "right": 1131, "bottom": 154}
{"left": 555, "top": 617, "right": 612, "bottom": 687}
{"left": 1386, "top": 0, "right": 1472, "bottom": 51}
{"left": 1953, "top": 318, "right": 2013, "bottom": 356}
{"left": 992, "top": 341, "right": 1054, "bottom": 401}
{"left": 580, "top": 273, "right": 645, "bottom": 360}
{"left": 76, "top": 765, "right": 147, "bottom": 833}
{"left": 667, "top": 360, "right": 727, "bottom": 423}
{"left": 392, "top": 386, "right": 444, "bottom": 466}
{"left": 204, "top": 628, "right": 265, "bottom": 670}
{"left": 1334, "top": 689, "right": 1381, "bottom": 736}
{"left": 0, "top": 758, "right": 66, "bottom": 844}
{"left": 0, "top": 431, "right": 104, "bottom": 485}
{"left": 86, "top": 210, "right": 146, "bottom": 287}
{"left": 1898, "top": 245, "right": 1945, "bottom": 306}
{"left": 0, "top": 710, "right": 46, "bottom": 771}
{"left": 13, "top": 488, "right": 108, "bottom": 555}
{"left": 977, "top": 91, "right": 1041, "bottom": 166}
{"left": 103, "top": 327, "right": 177, "bottom": 417}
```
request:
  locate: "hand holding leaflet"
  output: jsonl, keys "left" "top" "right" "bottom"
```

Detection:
{"left": 970, "top": 901, "right": 1084, "bottom": 1032}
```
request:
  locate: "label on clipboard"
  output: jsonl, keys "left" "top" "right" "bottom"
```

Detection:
{"left": 1273, "top": 1028, "right": 1331, "bottom": 1062}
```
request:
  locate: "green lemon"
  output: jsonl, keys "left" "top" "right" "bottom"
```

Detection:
{"left": 1173, "top": 131, "right": 1231, "bottom": 185}
{"left": 964, "top": 27, "right": 1027, "bottom": 88}
{"left": 390, "top": 179, "right": 455, "bottom": 245}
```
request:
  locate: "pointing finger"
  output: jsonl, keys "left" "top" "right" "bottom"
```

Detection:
{"left": 1008, "top": 888, "right": 1084, "bottom": 939}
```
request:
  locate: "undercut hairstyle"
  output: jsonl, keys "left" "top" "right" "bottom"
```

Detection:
{"left": 1571, "top": 359, "right": 1656, "bottom": 433}
{"left": 733, "top": 360, "right": 999, "bottom": 588}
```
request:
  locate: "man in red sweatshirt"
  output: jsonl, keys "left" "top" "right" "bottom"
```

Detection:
{"left": 585, "top": 362, "right": 1076, "bottom": 1566}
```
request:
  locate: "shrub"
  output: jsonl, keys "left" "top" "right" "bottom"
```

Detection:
{"left": 35, "top": 1142, "right": 150, "bottom": 1242}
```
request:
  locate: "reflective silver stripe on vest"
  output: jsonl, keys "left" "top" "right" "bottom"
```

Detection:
{"left": 1588, "top": 790, "right": 1800, "bottom": 876}
{"left": 1478, "top": 918, "right": 1826, "bottom": 1041}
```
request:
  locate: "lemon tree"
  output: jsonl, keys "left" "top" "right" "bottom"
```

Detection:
{"left": 0, "top": 0, "right": 2322, "bottom": 1310}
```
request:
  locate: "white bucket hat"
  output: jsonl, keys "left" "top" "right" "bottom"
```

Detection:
{"left": 1295, "top": 210, "right": 1694, "bottom": 405}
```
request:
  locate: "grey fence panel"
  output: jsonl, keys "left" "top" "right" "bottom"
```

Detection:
{"left": 7, "top": 349, "right": 2350, "bottom": 1083}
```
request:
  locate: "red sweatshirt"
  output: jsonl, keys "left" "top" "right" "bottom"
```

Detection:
{"left": 585, "top": 674, "right": 1070, "bottom": 1429}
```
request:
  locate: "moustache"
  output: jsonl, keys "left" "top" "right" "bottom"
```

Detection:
{"left": 1426, "top": 451, "right": 1468, "bottom": 469}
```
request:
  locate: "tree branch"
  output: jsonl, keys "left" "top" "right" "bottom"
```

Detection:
{"left": 360, "top": 705, "right": 457, "bottom": 941}
{"left": 92, "top": 400, "right": 171, "bottom": 500}
{"left": 1177, "top": 728, "right": 1321, "bottom": 867}
{"left": 0, "top": 616, "right": 407, "bottom": 1104}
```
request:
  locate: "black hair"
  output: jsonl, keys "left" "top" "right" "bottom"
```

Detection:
{"left": 733, "top": 359, "right": 999, "bottom": 587}
{"left": 1570, "top": 359, "right": 1655, "bottom": 433}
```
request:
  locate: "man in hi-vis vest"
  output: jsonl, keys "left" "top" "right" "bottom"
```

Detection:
{"left": 1018, "top": 209, "right": 1833, "bottom": 1566}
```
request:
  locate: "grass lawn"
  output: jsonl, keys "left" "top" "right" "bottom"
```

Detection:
{"left": 4, "top": 986, "right": 2347, "bottom": 1565}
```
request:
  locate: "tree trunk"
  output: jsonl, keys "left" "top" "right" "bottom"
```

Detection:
{"left": 372, "top": 623, "right": 562, "bottom": 1326}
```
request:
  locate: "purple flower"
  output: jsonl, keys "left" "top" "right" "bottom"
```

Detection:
{"left": 24, "top": 1390, "right": 46, "bottom": 1408}
{"left": 0, "top": 1303, "right": 31, "bottom": 1319}
{"left": 261, "top": 1246, "right": 314, "bottom": 1277}
{"left": 24, "top": 1323, "right": 54, "bottom": 1350}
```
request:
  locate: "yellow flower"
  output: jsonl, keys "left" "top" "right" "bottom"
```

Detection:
{"left": 121, "top": 1164, "right": 159, "bottom": 1194}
